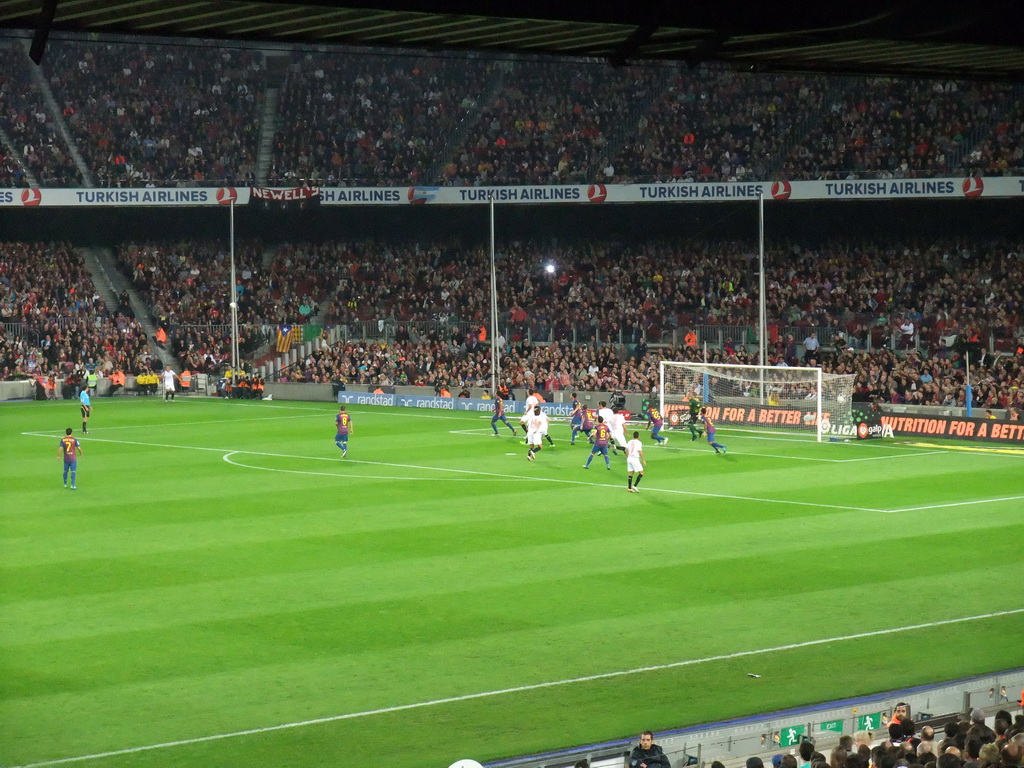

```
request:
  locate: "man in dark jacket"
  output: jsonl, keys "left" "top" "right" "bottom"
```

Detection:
{"left": 630, "top": 731, "right": 670, "bottom": 768}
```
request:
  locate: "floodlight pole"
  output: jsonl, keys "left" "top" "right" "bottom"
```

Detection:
{"left": 489, "top": 192, "right": 500, "bottom": 396}
{"left": 965, "top": 351, "right": 972, "bottom": 417}
{"left": 229, "top": 199, "right": 239, "bottom": 382}
{"left": 758, "top": 189, "right": 767, "bottom": 404}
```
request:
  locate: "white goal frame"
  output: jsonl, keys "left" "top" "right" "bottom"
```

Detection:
{"left": 658, "top": 361, "right": 855, "bottom": 442}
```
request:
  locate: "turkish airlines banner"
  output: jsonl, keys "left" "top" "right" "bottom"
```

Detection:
{"left": 1, "top": 177, "right": 1022, "bottom": 207}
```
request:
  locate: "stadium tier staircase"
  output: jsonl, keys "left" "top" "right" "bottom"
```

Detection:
{"left": 424, "top": 57, "right": 512, "bottom": 183}
{"left": 948, "top": 81, "right": 1024, "bottom": 172}
{"left": 21, "top": 38, "right": 95, "bottom": 187}
{"left": 600, "top": 64, "right": 675, "bottom": 177}
{"left": 255, "top": 51, "right": 288, "bottom": 185}
{"left": 765, "top": 76, "right": 844, "bottom": 180}
{"left": 0, "top": 123, "right": 39, "bottom": 187}
{"left": 83, "top": 246, "right": 179, "bottom": 372}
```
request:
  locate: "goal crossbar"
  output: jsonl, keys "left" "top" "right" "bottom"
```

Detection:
{"left": 658, "top": 361, "right": 855, "bottom": 442}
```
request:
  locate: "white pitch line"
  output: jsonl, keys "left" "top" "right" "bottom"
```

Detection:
{"left": 10, "top": 607, "right": 1024, "bottom": 768}
{"left": 220, "top": 452, "right": 523, "bottom": 482}
{"left": 832, "top": 450, "right": 949, "bottom": 463}
{"left": 20, "top": 431, "right": 1015, "bottom": 513}
{"left": 20, "top": 431, "right": 886, "bottom": 513}
{"left": 885, "top": 494, "right": 1024, "bottom": 513}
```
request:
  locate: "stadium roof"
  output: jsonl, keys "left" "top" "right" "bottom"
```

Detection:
{"left": 2, "top": 0, "right": 1024, "bottom": 81}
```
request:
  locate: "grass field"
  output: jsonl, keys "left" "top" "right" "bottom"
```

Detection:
{"left": 1, "top": 396, "right": 1022, "bottom": 768}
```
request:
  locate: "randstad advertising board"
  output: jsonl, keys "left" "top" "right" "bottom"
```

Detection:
{"left": 3, "top": 177, "right": 1023, "bottom": 207}
{"left": 336, "top": 391, "right": 575, "bottom": 417}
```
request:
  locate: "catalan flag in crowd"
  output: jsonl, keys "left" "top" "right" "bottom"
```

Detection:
{"left": 276, "top": 324, "right": 302, "bottom": 353}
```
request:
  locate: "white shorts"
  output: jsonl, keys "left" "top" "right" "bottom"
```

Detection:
{"left": 527, "top": 432, "right": 542, "bottom": 447}
{"left": 627, "top": 457, "right": 644, "bottom": 473}
{"left": 611, "top": 430, "right": 627, "bottom": 446}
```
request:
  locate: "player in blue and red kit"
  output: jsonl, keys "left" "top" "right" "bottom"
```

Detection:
{"left": 583, "top": 416, "right": 612, "bottom": 470}
{"left": 569, "top": 393, "right": 583, "bottom": 443}
{"left": 647, "top": 405, "right": 668, "bottom": 445}
{"left": 335, "top": 405, "right": 353, "bottom": 457}
{"left": 491, "top": 396, "right": 518, "bottom": 436}
{"left": 59, "top": 427, "right": 82, "bottom": 489}
{"left": 700, "top": 407, "right": 727, "bottom": 454}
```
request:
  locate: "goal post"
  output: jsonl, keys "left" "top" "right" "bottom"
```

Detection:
{"left": 658, "top": 361, "right": 856, "bottom": 442}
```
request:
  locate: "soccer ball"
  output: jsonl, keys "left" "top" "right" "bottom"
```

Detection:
{"left": 229, "top": 301, "right": 238, "bottom": 309}
{"left": 837, "top": 395, "right": 847, "bottom": 403}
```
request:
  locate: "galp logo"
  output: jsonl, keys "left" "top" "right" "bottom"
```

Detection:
{"left": 962, "top": 177, "right": 984, "bottom": 198}
{"left": 407, "top": 186, "right": 438, "bottom": 205}
{"left": 216, "top": 187, "right": 237, "bottom": 205}
{"left": 587, "top": 184, "right": 607, "bottom": 203}
{"left": 21, "top": 188, "right": 42, "bottom": 207}
{"left": 770, "top": 180, "right": 792, "bottom": 200}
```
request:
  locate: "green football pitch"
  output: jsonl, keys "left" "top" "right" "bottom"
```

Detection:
{"left": 2, "top": 397, "right": 1022, "bottom": 768}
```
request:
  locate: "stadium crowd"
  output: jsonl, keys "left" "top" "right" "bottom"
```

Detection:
{"left": 1, "top": 37, "right": 1023, "bottom": 186}
{"left": 0, "top": 242, "right": 150, "bottom": 384}
{"left": 41, "top": 40, "right": 264, "bottom": 187}
{"left": 268, "top": 49, "right": 496, "bottom": 186}
{"left": 722, "top": 708, "right": 1024, "bottom": 768}
{"left": 0, "top": 42, "right": 80, "bottom": 186}
{"left": 4, "top": 233, "right": 1023, "bottom": 413}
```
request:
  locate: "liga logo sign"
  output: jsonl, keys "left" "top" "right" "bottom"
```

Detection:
{"left": 819, "top": 416, "right": 893, "bottom": 439}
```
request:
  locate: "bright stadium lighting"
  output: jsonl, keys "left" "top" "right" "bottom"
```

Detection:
{"left": 544, "top": 262, "right": 556, "bottom": 274}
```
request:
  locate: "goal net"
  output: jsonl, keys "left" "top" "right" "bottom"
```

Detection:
{"left": 659, "top": 361, "right": 856, "bottom": 441}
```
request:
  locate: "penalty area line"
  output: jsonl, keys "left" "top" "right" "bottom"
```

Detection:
{"left": 11, "top": 607, "right": 1024, "bottom": 768}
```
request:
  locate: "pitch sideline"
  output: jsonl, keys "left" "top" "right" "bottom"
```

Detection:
{"left": 10, "top": 607, "right": 1024, "bottom": 768}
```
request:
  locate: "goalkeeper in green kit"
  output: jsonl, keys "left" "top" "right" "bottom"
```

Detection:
{"left": 687, "top": 394, "right": 704, "bottom": 441}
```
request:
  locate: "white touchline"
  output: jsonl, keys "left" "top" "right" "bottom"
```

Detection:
{"left": 885, "top": 494, "right": 1024, "bottom": 513}
{"left": 11, "top": 607, "right": 1024, "bottom": 768}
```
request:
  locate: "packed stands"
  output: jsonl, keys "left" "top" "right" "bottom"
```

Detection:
{"left": 114, "top": 239, "right": 273, "bottom": 371}
{"left": 268, "top": 49, "right": 495, "bottom": 186}
{"left": 42, "top": 40, "right": 264, "bottom": 187}
{"left": 0, "top": 42, "right": 81, "bottom": 186}
{"left": 780, "top": 77, "right": 1021, "bottom": 180}
{"left": 1, "top": 36, "right": 1023, "bottom": 186}
{"left": 0, "top": 241, "right": 149, "bottom": 380}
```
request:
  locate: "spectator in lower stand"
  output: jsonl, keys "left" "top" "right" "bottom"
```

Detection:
{"left": 629, "top": 731, "right": 670, "bottom": 768}
{"left": 968, "top": 709, "right": 996, "bottom": 744}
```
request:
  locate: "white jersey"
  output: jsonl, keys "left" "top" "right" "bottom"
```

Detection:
{"left": 610, "top": 412, "right": 628, "bottom": 445}
{"left": 611, "top": 412, "right": 627, "bottom": 434}
{"left": 526, "top": 411, "right": 549, "bottom": 435}
{"left": 526, "top": 411, "right": 548, "bottom": 446}
{"left": 162, "top": 369, "right": 177, "bottom": 390}
{"left": 522, "top": 395, "right": 540, "bottom": 420}
{"left": 597, "top": 407, "right": 615, "bottom": 426}
{"left": 626, "top": 438, "right": 644, "bottom": 472}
